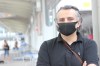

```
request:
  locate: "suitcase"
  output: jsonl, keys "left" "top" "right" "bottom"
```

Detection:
{"left": 0, "top": 60, "right": 4, "bottom": 63}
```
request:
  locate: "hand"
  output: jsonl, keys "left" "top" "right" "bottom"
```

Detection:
{"left": 83, "top": 61, "right": 87, "bottom": 66}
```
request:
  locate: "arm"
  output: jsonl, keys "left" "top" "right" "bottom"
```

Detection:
{"left": 83, "top": 40, "right": 99, "bottom": 66}
{"left": 83, "top": 61, "right": 97, "bottom": 66}
{"left": 36, "top": 41, "right": 50, "bottom": 66}
{"left": 88, "top": 64, "right": 97, "bottom": 66}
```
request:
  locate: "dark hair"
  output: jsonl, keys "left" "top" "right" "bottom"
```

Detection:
{"left": 58, "top": 5, "right": 79, "bottom": 12}
{"left": 56, "top": 5, "right": 82, "bottom": 22}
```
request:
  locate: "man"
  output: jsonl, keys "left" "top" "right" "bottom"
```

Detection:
{"left": 37, "top": 5, "right": 99, "bottom": 66}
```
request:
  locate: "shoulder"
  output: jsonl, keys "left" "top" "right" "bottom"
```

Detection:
{"left": 83, "top": 37, "right": 97, "bottom": 44}
{"left": 46, "top": 37, "right": 58, "bottom": 45}
{"left": 40, "top": 37, "right": 58, "bottom": 49}
{"left": 82, "top": 37, "right": 97, "bottom": 49}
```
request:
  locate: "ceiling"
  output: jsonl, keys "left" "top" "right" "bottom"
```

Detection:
{"left": 0, "top": 0, "right": 35, "bottom": 33}
{"left": 0, "top": 0, "right": 60, "bottom": 34}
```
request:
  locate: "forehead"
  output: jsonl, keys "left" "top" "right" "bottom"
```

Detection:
{"left": 57, "top": 9, "right": 77, "bottom": 18}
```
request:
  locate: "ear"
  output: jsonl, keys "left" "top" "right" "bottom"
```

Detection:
{"left": 75, "top": 21, "right": 81, "bottom": 29}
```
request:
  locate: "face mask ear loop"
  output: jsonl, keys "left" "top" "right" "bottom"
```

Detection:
{"left": 74, "top": 22, "right": 78, "bottom": 31}
{"left": 76, "top": 21, "right": 81, "bottom": 31}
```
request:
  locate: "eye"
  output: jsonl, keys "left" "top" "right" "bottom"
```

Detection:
{"left": 59, "top": 18, "right": 65, "bottom": 22}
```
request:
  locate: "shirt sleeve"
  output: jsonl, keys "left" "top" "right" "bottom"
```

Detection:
{"left": 36, "top": 41, "right": 50, "bottom": 66}
{"left": 83, "top": 40, "right": 99, "bottom": 66}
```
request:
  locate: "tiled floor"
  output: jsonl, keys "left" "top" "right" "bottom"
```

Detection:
{"left": 0, "top": 50, "right": 38, "bottom": 66}
{"left": 0, "top": 55, "right": 37, "bottom": 66}
{"left": 0, "top": 60, "right": 36, "bottom": 66}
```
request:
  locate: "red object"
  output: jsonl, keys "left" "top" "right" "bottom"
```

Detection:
{"left": 88, "top": 34, "right": 93, "bottom": 40}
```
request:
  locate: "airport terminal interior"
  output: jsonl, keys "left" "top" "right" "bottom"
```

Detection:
{"left": 0, "top": 0, "right": 100, "bottom": 66}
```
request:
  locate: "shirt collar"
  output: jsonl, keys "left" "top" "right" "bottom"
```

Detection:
{"left": 57, "top": 33, "right": 62, "bottom": 42}
{"left": 57, "top": 31, "right": 83, "bottom": 43}
{"left": 76, "top": 32, "right": 83, "bottom": 43}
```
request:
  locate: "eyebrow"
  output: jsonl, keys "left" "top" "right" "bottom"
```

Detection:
{"left": 67, "top": 17, "right": 74, "bottom": 19}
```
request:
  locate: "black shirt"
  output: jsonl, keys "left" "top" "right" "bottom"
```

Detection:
{"left": 37, "top": 32, "right": 99, "bottom": 66}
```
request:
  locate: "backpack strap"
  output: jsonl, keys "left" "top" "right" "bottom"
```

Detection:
{"left": 63, "top": 40, "right": 83, "bottom": 65}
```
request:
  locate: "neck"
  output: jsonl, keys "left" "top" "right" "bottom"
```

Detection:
{"left": 61, "top": 31, "right": 77, "bottom": 45}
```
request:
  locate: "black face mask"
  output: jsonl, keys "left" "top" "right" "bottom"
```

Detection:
{"left": 57, "top": 22, "right": 77, "bottom": 36}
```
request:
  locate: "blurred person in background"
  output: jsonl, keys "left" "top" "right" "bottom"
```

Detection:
{"left": 2, "top": 39, "right": 10, "bottom": 59}
{"left": 20, "top": 38, "right": 28, "bottom": 54}
{"left": 37, "top": 5, "right": 99, "bottom": 66}
{"left": 12, "top": 40, "right": 19, "bottom": 57}
{"left": 13, "top": 40, "right": 19, "bottom": 50}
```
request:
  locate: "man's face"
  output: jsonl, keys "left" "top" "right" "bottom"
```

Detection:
{"left": 56, "top": 9, "right": 81, "bottom": 28}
